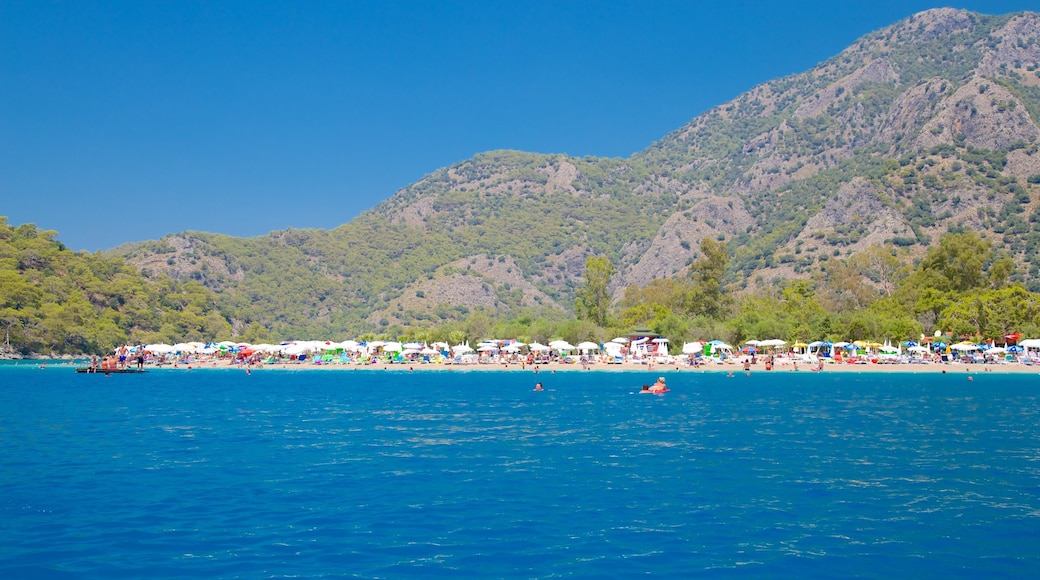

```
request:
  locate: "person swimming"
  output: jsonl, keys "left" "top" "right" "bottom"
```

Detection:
{"left": 534, "top": 383, "right": 543, "bottom": 391}
{"left": 649, "top": 377, "right": 669, "bottom": 393}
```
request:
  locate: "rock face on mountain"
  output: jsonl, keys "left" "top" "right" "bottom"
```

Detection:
{"left": 118, "top": 9, "right": 1040, "bottom": 337}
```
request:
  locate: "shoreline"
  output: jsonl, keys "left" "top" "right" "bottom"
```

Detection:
{"left": 36, "top": 358, "right": 1040, "bottom": 375}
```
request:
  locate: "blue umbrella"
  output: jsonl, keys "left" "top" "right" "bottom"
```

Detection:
{"left": 902, "top": 340, "right": 918, "bottom": 347}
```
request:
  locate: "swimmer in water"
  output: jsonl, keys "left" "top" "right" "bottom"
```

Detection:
{"left": 649, "top": 377, "right": 668, "bottom": 393}
{"left": 534, "top": 383, "right": 544, "bottom": 391}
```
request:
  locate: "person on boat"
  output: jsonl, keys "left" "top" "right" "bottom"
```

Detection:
{"left": 135, "top": 350, "right": 145, "bottom": 370}
{"left": 89, "top": 355, "right": 99, "bottom": 373}
{"left": 117, "top": 345, "right": 129, "bottom": 370}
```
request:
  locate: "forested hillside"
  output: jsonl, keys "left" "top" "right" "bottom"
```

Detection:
{"left": 8, "top": 8, "right": 1040, "bottom": 353}
{"left": 0, "top": 218, "right": 232, "bottom": 356}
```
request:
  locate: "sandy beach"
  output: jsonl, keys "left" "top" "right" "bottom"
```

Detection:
{"left": 118, "top": 357, "right": 1040, "bottom": 375}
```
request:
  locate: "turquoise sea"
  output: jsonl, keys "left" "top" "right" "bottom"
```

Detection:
{"left": 2, "top": 364, "right": 1039, "bottom": 578}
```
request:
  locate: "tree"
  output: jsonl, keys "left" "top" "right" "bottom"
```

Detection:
{"left": 687, "top": 238, "right": 730, "bottom": 318}
{"left": 916, "top": 231, "right": 992, "bottom": 293}
{"left": 575, "top": 256, "right": 615, "bottom": 327}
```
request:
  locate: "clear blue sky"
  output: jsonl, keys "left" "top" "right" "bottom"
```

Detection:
{"left": 2, "top": 1, "right": 1037, "bottom": 251}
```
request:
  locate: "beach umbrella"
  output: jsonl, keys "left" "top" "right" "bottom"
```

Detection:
{"left": 420, "top": 347, "right": 439, "bottom": 355}
{"left": 549, "top": 340, "right": 575, "bottom": 350}
{"left": 477, "top": 344, "right": 499, "bottom": 352}
{"left": 451, "top": 344, "right": 474, "bottom": 354}
{"left": 1007, "top": 345, "right": 1024, "bottom": 353}
{"left": 145, "top": 343, "right": 174, "bottom": 354}
{"left": 576, "top": 341, "right": 600, "bottom": 351}
{"left": 383, "top": 341, "right": 403, "bottom": 353}
{"left": 791, "top": 342, "right": 809, "bottom": 349}
{"left": 984, "top": 346, "right": 1006, "bottom": 354}
{"left": 528, "top": 342, "right": 549, "bottom": 351}
{"left": 610, "top": 337, "right": 629, "bottom": 344}
{"left": 501, "top": 343, "right": 524, "bottom": 353}
{"left": 682, "top": 342, "right": 703, "bottom": 354}
{"left": 744, "top": 339, "right": 761, "bottom": 346}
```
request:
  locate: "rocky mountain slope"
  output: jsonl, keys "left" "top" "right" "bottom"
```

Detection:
{"left": 117, "top": 9, "right": 1040, "bottom": 337}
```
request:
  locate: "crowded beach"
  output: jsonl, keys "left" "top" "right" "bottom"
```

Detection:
{"left": 86, "top": 332, "right": 1040, "bottom": 373}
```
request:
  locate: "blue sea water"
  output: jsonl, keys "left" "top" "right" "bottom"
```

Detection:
{"left": 2, "top": 364, "right": 1039, "bottom": 578}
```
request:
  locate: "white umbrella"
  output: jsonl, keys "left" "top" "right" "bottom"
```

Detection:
{"left": 501, "top": 343, "right": 524, "bottom": 353}
{"left": 951, "top": 342, "right": 978, "bottom": 352}
{"left": 744, "top": 339, "right": 761, "bottom": 346}
{"left": 420, "top": 347, "right": 439, "bottom": 355}
{"left": 576, "top": 341, "right": 600, "bottom": 351}
{"left": 477, "top": 344, "right": 499, "bottom": 352}
{"left": 682, "top": 342, "right": 703, "bottom": 354}
{"left": 611, "top": 337, "right": 629, "bottom": 344}
{"left": 985, "top": 346, "right": 1006, "bottom": 354}
{"left": 282, "top": 344, "right": 312, "bottom": 356}
{"left": 382, "top": 341, "right": 402, "bottom": 352}
{"left": 550, "top": 341, "right": 575, "bottom": 351}
{"left": 145, "top": 343, "right": 174, "bottom": 354}
{"left": 528, "top": 342, "right": 549, "bottom": 351}
{"left": 652, "top": 337, "right": 669, "bottom": 343}
{"left": 759, "top": 339, "right": 787, "bottom": 347}
{"left": 451, "top": 344, "right": 474, "bottom": 354}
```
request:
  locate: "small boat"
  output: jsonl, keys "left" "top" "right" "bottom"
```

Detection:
{"left": 75, "top": 368, "right": 148, "bottom": 374}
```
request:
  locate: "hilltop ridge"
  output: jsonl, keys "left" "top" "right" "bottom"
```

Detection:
{"left": 115, "top": 9, "right": 1040, "bottom": 338}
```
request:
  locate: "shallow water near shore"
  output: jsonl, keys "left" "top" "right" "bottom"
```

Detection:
{"left": 3, "top": 365, "right": 1040, "bottom": 577}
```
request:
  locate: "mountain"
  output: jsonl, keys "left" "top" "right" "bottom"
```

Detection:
{"left": 116, "top": 9, "right": 1040, "bottom": 339}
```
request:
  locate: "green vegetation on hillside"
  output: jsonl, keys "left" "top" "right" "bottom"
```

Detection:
{"left": 0, "top": 218, "right": 232, "bottom": 355}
